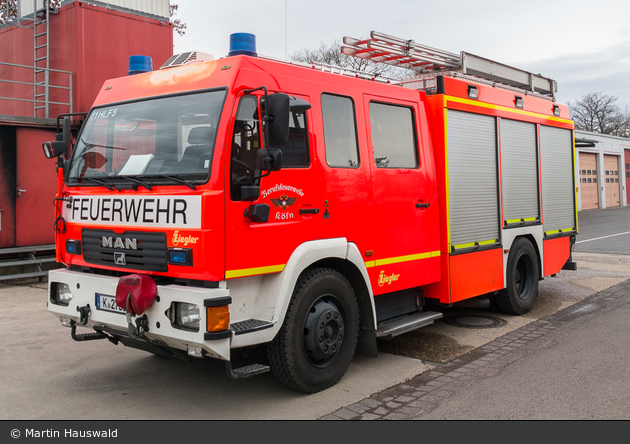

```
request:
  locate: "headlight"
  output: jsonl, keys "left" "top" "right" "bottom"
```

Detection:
{"left": 51, "top": 282, "right": 73, "bottom": 306}
{"left": 175, "top": 303, "right": 200, "bottom": 332}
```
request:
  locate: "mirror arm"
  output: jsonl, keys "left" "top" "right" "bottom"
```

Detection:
{"left": 244, "top": 86, "right": 273, "bottom": 168}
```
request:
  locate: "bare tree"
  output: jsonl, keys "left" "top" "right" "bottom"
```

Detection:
{"left": 1, "top": 1, "right": 186, "bottom": 35}
{"left": 569, "top": 92, "right": 630, "bottom": 137}
{"left": 290, "top": 40, "right": 414, "bottom": 80}
{"left": 169, "top": 4, "right": 186, "bottom": 36}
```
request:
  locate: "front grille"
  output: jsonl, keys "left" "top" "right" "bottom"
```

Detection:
{"left": 82, "top": 229, "right": 168, "bottom": 272}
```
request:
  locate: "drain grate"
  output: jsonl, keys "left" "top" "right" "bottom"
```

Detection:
{"left": 443, "top": 314, "right": 507, "bottom": 329}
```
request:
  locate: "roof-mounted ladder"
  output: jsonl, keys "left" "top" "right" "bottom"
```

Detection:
{"left": 342, "top": 31, "right": 557, "bottom": 100}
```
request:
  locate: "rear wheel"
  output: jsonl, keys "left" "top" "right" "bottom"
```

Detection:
{"left": 497, "top": 238, "right": 539, "bottom": 315}
{"left": 268, "top": 267, "right": 359, "bottom": 393}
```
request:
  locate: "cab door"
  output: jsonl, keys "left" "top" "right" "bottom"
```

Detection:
{"left": 363, "top": 95, "right": 440, "bottom": 295}
{"left": 224, "top": 91, "right": 323, "bottom": 280}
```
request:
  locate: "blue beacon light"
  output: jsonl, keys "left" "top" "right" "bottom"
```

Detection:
{"left": 228, "top": 33, "right": 257, "bottom": 57}
{"left": 128, "top": 55, "right": 153, "bottom": 76}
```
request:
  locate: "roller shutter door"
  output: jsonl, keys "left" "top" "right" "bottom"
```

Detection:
{"left": 578, "top": 152, "right": 598, "bottom": 210}
{"left": 540, "top": 126, "right": 576, "bottom": 234}
{"left": 447, "top": 110, "right": 500, "bottom": 251}
{"left": 604, "top": 154, "right": 620, "bottom": 207}
{"left": 500, "top": 119, "right": 539, "bottom": 226}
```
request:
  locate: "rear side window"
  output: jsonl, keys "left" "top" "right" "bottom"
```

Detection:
{"left": 322, "top": 94, "right": 359, "bottom": 168}
{"left": 369, "top": 102, "right": 418, "bottom": 168}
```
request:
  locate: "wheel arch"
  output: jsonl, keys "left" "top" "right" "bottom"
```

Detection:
{"left": 510, "top": 233, "right": 543, "bottom": 279}
{"left": 229, "top": 238, "right": 376, "bottom": 352}
{"left": 307, "top": 255, "right": 378, "bottom": 358}
{"left": 502, "top": 226, "right": 544, "bottom": 285}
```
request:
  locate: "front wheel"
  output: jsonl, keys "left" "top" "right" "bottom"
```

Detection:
{"left": 496, "top": 238, "right": 539, "bottom": 315}
{"left": 268, "top": 267, "right": 359, "bottom": 393}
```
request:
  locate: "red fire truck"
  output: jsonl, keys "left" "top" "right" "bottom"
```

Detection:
{"left": 43, "top": 32, "right": 577, "bottom": 393}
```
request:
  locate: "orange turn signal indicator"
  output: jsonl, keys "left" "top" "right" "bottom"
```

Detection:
{"left": 206, "top": 305, "right": 230, "bottom": 332}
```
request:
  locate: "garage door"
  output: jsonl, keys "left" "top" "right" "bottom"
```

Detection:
{"left": 604, "top": 154, "right": 620, "bottom": 207}
{"left": 578, "top": 152, "right": 598, "bottom": 210}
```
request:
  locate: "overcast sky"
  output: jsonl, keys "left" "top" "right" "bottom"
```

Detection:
{"left": 172, "top": 0, "right": 630, "bottom": 109}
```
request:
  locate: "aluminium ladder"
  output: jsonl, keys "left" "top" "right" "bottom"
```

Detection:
{"left": 342, "top": 31, "right": 557, "bottom": 100}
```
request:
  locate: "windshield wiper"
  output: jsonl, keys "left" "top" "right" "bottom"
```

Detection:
{"left": 117, "top": 176, "right": 154, "bottom": 191}
{"left": 146, "top": 175, "right": 197, "bottom": 190}
{"left": 80, "top": 176, "right": 115, "bottom": 190}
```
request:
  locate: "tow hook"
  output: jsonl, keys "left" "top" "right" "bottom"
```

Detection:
{"left": 77, "top": 304, "right": 91, "bottom": 325}
{"left": 135, "top": 315, "right": 149, "bottom": 337}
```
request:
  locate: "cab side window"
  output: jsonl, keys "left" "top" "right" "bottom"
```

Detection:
{"left": 369, "top": 102, "right": 419, "bottom": 169}
{"left": 230, "top": 95, "right": 261, "bottom": 201}
{"left": 322, "top": 94, "right": 359, "bottom": 168}
{"left": 277, "top": 109, "right": 310, "bottom": 168}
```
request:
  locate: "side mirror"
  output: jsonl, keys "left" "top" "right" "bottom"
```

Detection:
{"left": 265, "top": 93, "right": 290, "bottom": 146}
{"left": 43, "top": 140, "right": 69, "bottom": 159}
{"left": 240, "top": 185, "right": 261, "bottom": 202}
{"left": 256, "top": 148, "right": 283, "bottom": 172}
{"left": 289, "top": 96, "right": 312, "bottom": 113}
{"left": 43, "top": 116, "right": 70, "bottom": 159}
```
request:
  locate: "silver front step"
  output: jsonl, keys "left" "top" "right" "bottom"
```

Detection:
{"left": 225, "top": 362, "right": 270, "bottom": 380}
{"left": 376, "top": 311, "right": 443, "bottom": 340}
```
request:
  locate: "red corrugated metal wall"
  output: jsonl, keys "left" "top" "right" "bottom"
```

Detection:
{"left": 0, "top": 1, "right": 174, "bottom": 117}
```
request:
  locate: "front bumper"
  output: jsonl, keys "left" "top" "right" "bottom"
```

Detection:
{"left": 47, "top": 269, "right": 232, "bottom": 360}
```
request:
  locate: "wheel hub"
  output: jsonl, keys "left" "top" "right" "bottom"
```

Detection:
{"left": 303, "top": 296, "right": 345, "bottom": 367}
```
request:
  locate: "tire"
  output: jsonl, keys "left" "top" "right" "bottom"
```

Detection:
{"left": 268, "top": 267, "right": 359, "bottom": 393}
{"left": 496, "top": 238, "right": 539, "bottom": 315}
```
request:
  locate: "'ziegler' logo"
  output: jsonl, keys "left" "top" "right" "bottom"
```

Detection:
{"left": 102, "top": 236, "right": 138, "bottom": 250}
{"left": 378, "top": 271, "right": 400, "bottom": 287}
{"left": 270, "top": 194, "right": 297, "bottom": 210}
{"left": 172, "top": 231, "right": 199, "bottom": 246}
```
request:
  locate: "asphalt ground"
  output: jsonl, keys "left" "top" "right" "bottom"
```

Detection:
{"left": 321, "top": 278, "right": 630, "bottom": 420}
{"left": 574, "top": 205, "right": 630, "bottom": 255}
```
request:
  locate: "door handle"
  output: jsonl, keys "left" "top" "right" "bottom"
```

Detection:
{"left": 416, "top": 202, "right": 430, "bottom": 209}
{"left": 299, "top": 208, "right": 320, "bottom": 215}
{"left": 17, "top": 188, "right": 26, "bottom": 198}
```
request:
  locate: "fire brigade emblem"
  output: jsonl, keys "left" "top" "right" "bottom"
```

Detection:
{"left": 270, "top": 194, "right": 297, "bottom": 210}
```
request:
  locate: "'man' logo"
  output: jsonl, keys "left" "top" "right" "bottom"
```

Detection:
{"left": 102, "top": 237, "right": 138, "bottom": 250}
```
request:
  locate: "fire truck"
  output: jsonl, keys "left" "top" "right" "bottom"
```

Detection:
{"left": 43, "top": 32, "right": 577, "bottom": 393}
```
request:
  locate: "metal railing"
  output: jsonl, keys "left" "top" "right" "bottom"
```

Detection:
{"left": 0, "top": 61, "right": 72, "bottom": 118}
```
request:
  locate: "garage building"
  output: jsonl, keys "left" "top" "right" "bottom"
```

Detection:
{"left": 574, "top": 130, "right": 630, "bottom": 211}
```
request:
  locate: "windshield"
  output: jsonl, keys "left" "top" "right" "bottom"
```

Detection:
{"left": 68, "top": 90, "right": 227, "bottom": 184}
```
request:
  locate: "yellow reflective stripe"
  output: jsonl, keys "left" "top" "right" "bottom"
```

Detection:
{"left": 545, "top": 228, "right": 575, "bottom": 236}
{"left": 226, "top": 264, "right": 285, "bottom": 279}
{"left": 445, "top": 96, "right": 574, "bottom": 126}
{"left": 453, "top": 242, "right": 476, "bottom": 250}
{"left": 444, "top": 106, "right": 451, "bottom": 250}
{"left": 478, "top": 239, "right": 498, "bottom": 246}
{"left": 505, "top": 217, "right": 539, "bottom": 224}
{"left": 573, "top": 132, "right": 579, "bottom": 234}
{"left": 365, "top": 250, "right": 440, "bottom": 268}
{"left": 453, "top": 239, "right": 499, "bottom": 250}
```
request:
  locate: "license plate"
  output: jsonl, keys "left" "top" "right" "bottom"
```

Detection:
{"left": 95, "top": 293, "right": 126, "bottom": 315}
